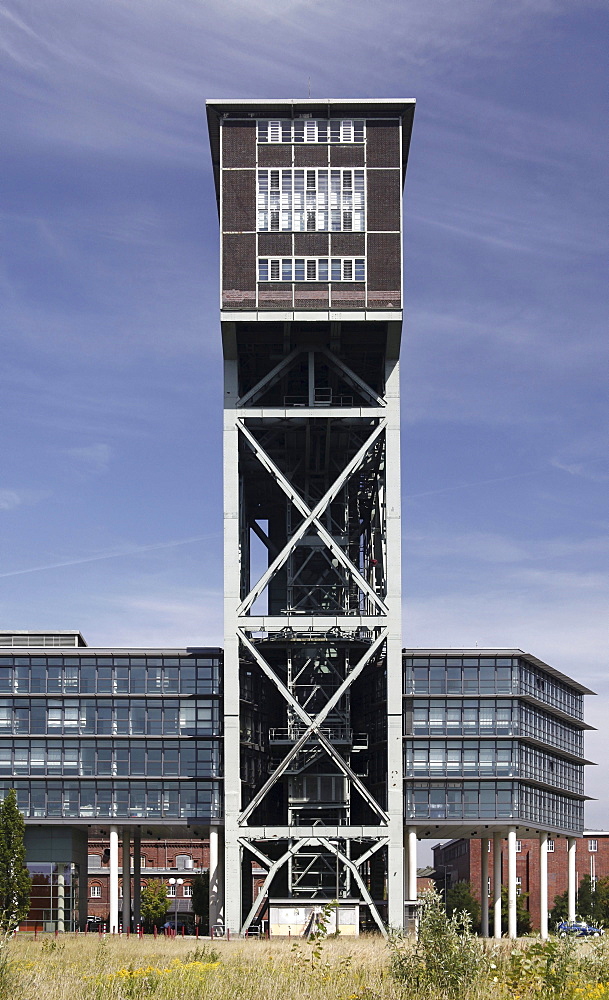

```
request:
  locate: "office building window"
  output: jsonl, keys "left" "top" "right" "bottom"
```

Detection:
{"left": 516, "top": 841, "right": 522, "bottom": 853}
{"left": 183, "top": 884, "right": 193, "bottom": 897}
{"left": 90, "top": 884, "right": 102, "bottom": 898}
{"left": 167, "top": 883, "right": 176, "bottom": 897}
{"left": 589, "top": 840, "right": 598, "bottom": 852}
{"left": 547, "top": 840, "right": 555, "bottom": 852}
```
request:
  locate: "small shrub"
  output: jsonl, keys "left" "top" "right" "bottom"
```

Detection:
{"left": 500, "top": 936, "right": 580, "bottom": 999}
{"left": 389, "top": 888, "right": 488, "bottom": 999}
{"left": 184, "top": 943, "right": 220, "bottom": 964}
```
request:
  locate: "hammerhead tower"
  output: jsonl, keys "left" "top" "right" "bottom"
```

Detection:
{"left": 207, "top": 99, "right": 416, "bottom": 932}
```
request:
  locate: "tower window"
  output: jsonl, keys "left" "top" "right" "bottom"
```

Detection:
{"left": 258, "top": 258, "right": 365, "bottom": 283}
{"left": 258, "top": 119, "right": 365, "bottom": 144}
{"left": 257, "top": 169, "right": 365, "bottom": 233}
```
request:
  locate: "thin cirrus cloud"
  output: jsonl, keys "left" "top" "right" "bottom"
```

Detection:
{"left": 0, "top": 534, "right": 220, "bottom": 580}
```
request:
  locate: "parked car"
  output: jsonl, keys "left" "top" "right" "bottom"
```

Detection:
{"left": 557, "top": 920, "right": 604, "bottom": 937}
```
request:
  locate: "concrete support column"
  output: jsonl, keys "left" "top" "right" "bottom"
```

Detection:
{"left": 568, "top": 837, "right": 577, "bottom": 922}
{"left": 507, "top": 827, "right": 517, "bottom": 939}
{"left": 109, "top": 826, "right": 119, "bottom": 933}
{"left": 209, "top": 825, "right": 222, "bottom": 930}
{"left": 56, "top": 869, "right": 65, "bottom": 933}
{"left": 539, "top": 832, "right": 548, "bottom": 940}
{"left": 406, "top": 827, "right": 418, "bottom": 902}
{"left": 493, "top": 832, "right": 502, "bottom": 938}
{"left": 480, "top": 838, "right": 489, "bottom": 937}
{"left": 132, "top": 828, "right": 141, "bottom": 930}
{"left": 122, "top": 829, "right": 131, "bottom": 931}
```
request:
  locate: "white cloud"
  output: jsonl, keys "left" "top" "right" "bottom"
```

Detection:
{"left": 0, "top": 489, "right": 25, "bottom": 511}
{"left": 0, "top": 488, "right": 48, "bottom": 511}
{"left": 90, "top": 587, "right": 224, "bottom": 648}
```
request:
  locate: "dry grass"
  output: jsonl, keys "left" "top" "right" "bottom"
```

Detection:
{"left": 4, "top": 931, "right": 609, "bottom": 1000}
{"left": 3, "top": 933, "right": 403, "bottom": 1000}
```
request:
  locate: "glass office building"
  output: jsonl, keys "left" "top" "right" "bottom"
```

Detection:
{"left": 403, "top": 649, "right": 591, "bottom": 835}
{"left": 0, "top": 633, "right": 222, "bottom": 931}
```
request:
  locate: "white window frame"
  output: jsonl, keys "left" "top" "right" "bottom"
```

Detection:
{"left": 183, "top": 884, "right": 193, "bottom": 897}
{"left": 90, "top": 884, "right": 102, "bottom": 898}
{"left": 167, "top": 883, "right": 176, "bottom": 897}
{"left": 515, "top": 876, "right": 522, "bottom": 896}
{"left": 257, "top": 169, "right": 365, "bottom": 233}
{"left": 547, "top": 839, "right": 554, "bottom": 852}
{"left": 515, "top": 840, "right": 522, "bottom": 853}
{"left": 258, "top": 257, "right": 365, "bottom": 283}
{"left": 257, "top": 119, "right": 365, "bottom": 144}
{"left": 589, "top": 839, "right": 598, "bottom": 852}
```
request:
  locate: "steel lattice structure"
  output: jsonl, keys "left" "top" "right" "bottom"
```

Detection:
{"left": 207, "top": 98, "right": 416, "bottom": 933}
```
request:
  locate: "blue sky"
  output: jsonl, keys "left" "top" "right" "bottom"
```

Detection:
{"left": 1, "top": 1, "right": 607, "bottom": 823}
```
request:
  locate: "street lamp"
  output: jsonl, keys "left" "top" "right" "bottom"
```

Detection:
{"left": 167, "top": 878, "right": 184, "bottom": 932}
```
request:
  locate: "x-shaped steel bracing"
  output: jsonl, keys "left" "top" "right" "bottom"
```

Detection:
{"left": 238, "top": 628, "right": 389, "bottom": 825}
{"left": 237, "top": 420, "right": 388, "bottom": 616}
{"left": 238, "top": 836, "right": 390, "bottom": 936}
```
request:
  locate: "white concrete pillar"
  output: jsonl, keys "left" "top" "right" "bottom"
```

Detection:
{"left": 407, "top": 827, "right": 418, "bottom": 901}
{"left": 132, "top": 828, "right": 141, "bottom": 929}
{"left": 493, "top": 832, "right": 502, "bottom": 938}
{"left": 109, "top": 826, "right": 119, "bottom": 933}
{"left": 209, "top": 825, "right": 221, "bottom": 929}
{"left": 480, "top": 838, "right": 489, "bottom": 937}
{"left": 568, "top": 837, "right": 577, "bottom": 922}
{"left": 507, "top": 826, "right": 517, "bottom": 939}
{"left": 56, "top": 869, "right": 65, "bottom": 933}
{"left": 122, "top": 829, "right": 131, "bottom": 931}
{"left": 539, "top": 832, "right": 548, "bottom": 940}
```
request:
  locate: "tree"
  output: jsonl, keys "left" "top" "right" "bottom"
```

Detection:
{"left": 140, "top": 880, "right": 170, "bottom": 930}
{"left": 551, "top": 876, "right": 609, "bottom": 927}
{"left": 191, "top": 873, "right": 209, "bottom": 933}
{"left": 549, "top": 888, "right": 569, "bottom": 925}
{"left": 0, "top": 789, "right": 31, "bottom": 931}
{"left": 445, "top": 881, "right": 481, "bottom": 933}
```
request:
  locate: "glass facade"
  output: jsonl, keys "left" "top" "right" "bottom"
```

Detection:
{"left": 1, "top": 779, "right": 220, "bottom": 820}
{"left": 0, "top": 650, "right": 222, "bottom": 822}
{"left": 406, "top": 781, "right": 583, "bottom": 830}
{"left": 25, "top": 862, "right": 79, "bottom": 931}
{"left": 0, "top": 645, "right": 589, "bottom": 834}
{"left": 403, "top": 651, "right": 588, "bottom": 835}
{"left": 404, "top": 740, "right": 584, "bottom": 795}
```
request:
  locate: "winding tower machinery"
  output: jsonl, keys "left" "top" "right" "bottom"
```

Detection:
{"left": 206, "top": 98, "right": 416, "bottom": 933}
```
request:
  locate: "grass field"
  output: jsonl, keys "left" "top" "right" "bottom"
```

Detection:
{"left": 4, "top": 923, "right": 609, "bottom": 1000}
{"left": 2, "top": 934, "right": 400, "bottom": 1000}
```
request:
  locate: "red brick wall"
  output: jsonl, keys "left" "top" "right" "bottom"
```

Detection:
{"left": 434, "top": 835, "right": 609, "bottom": 930}
{"left": 87, "top": 838, "right": 210, "bottom": 922}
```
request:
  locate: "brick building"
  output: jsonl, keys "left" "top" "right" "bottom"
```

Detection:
{"left": 87, "top": 837, "right": 209, "bottom": 929}
{"left": 434, "top": 831, "right": 609, "bottom": 930}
